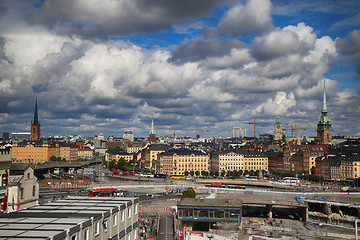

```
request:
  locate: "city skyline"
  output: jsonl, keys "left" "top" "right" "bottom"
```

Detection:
{"left": 0, "top": 0, "right": 359, "bottom": 138}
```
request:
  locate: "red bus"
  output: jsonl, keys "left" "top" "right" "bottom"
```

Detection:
{"left": 88, "top": 188, "right": 120, "bottom": 197}
{"left": 206, "top": 183, "right": 225, "bottom": 188}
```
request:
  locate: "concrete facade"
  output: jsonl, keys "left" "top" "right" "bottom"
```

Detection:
{"left": 0, "top": 196, "right": 139, "bottom": 240}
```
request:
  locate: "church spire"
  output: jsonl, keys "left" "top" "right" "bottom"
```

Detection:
{"left": 149, "top": 119, "right": 156, "bottom": 142}
{"left": 30, "top": 98, "right": 41, "bottom": 141}
{"left": 317, "top": 79, "right": 332, "bottom": 144}
{"left": 322, "top": 80, "right": 327, "bottom": 113}
{"left": 33, "top": 98, "right": 39, "bottom": 125}
{"left": 150, "top": 119, "right": 156, "bottom": 134}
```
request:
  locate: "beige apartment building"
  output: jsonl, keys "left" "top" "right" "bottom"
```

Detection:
{"left": 12, "top": 141, "right": 58, "bottom": 164}
{"left": 160, "top": 150, "right": 209, "bottom": 175}
{"left": 141, "top": 144, "right": 169, "bottom": 170}
{"left": 212, "top": 150, "right": 268, "bottom": 173}
{"left": 243, "top": 151, "right": 268, "bottom": 172}
{"left": 78, "top": 147, "right": 93, "bottom": 159}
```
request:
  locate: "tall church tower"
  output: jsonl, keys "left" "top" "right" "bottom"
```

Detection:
{"left": 149, "top": 120, "right": 156, "bottom": 142}
{"left": 274, "top": 115, "right": 283, "bottom": 140}
{"left": 317, "top": 80, "right": 332, "bottom": 144}
{"left": 30, "top": 99, "right": 41, "bottom": 141}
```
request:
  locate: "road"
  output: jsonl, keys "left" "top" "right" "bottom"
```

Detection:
{"left": 158, "top": 213, "right": 174, "bottom": 240}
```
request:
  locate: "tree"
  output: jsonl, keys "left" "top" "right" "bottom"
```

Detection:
{"left": 249, "top": 170, "right": 255, "bottom": 176}
{"left": 244, "top": 170, "right": 249, "bottom": 175}
{"left": 108, "top": 160, "right": 116, "bottom": 169}
{"left": 255, "top": 170, "right": 260, "bottom": 176}
{"left": 180, "top": 188, "right": 196, "bottom": 200}
{"left": 195, "top": 171, "right": 200, "bottom": 176}
{"left": 190, "top": 171, "right": 195, "bottom": 176}
{"left": 50, "top": 155, "right": 58, "bottom": 162}
{"left": 201, "top": 171, "right": 208, "bottom": 177}
{"left": 210, "top": 171, "right": 214, "bottom": 177}
{"left": 238, "top": 170, "right": 243, "bottom": 177}
{"left": 221, "top": 170, "right": 226, "bottom": 177}
{"left": 214, "top": 171, "right": 219, "bottom": 177}
{"left": 184, "top": 171, "right": 189, "bottom": 176}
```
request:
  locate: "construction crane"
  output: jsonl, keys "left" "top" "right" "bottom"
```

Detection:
{"left": 248, "top": 120, "right": 271, "bottom": 139}
{"left": 286, "top": 121, "right": 316, "bottom": 138}
{"left": 191, "top": 127, "right": 209, "bottom": 138}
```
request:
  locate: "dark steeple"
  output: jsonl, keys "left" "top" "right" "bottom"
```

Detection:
{"left": 32, "top": 99, "right": 39, "bottom": 125}
{"left": 30, "top": 99, "right": 41, "bottom": 141}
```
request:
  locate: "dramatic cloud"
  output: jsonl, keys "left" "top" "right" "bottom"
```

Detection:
{"left": 0, "top": 0, "right": 359, "bottom": 137}
{"left": 336, "top": 29, "right": 360, "bottom": 75}
{"left": 217, "top": 0, "right": 273, "bottom": 37}
{"left": 27, "top": 0, "right": 220, "bottom": 37}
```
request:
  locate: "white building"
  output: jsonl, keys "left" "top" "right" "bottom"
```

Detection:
{"left": 7, "top": 163, "right": 39, "bottom": 213}
{"left": 231, "top": 127, "right": 246, "bottom": 138}
{"left": 11, "top": 132, "right": 31, "bottom": 142}
{"left": 211, "top": 151, "right": 245, "bottom": 173}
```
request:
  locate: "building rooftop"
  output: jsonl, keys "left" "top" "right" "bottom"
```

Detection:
{"left": 178, "top": 198, "right": 242, "bottom": 208}
{"left": 0, "top": 196, "right": 139, "bottom": 240}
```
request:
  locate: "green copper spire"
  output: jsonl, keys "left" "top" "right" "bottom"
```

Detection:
{"left": 150, "top": 119, "right": 156, "bottom": 134}
{"left": 322, "top": 80, "right": 327, "bottom": 113}
{"left": 317, "top": 80, "right": 331, "bottom": 130}
{"left": 275, "top": 115, "right": 282, "bottom": 127}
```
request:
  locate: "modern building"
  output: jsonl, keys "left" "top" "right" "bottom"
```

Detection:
{"left": 231, "top": 127, "right": 246, "bottom": 138}
{"left": 0, "top": 196, "right": 139, "bottom": 240}
{"left": 317, "top": 80, "right": 332, "bottom": 144}
{"left": 11, "top": 132, "right": 31, "bottom": 142}
{"left": 123, "top": 130, "right": 134, "bottom": 142}
{"left": 30, "top": 99, "right": 41, "bottom": 141}
{"left": 274, "top": 115, "right": 283, "bottom": 141}
{"left": 177, "top": 198, "right": 242, "bottom": 235}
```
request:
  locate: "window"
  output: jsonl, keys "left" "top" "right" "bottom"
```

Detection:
{"left": 27, "top": 173, "right": 30, "bottom": 179}
{"left": 95, "top": 221, "right": 100, "bottom": 236}
{"left": 71, "top": 234, "right": 77, "bottom": 240}
{"left": 84, "top": 228, "right": 89, "bottom": 240}
{"left": 128, "top": 208, "right": 132, "bottom": 218}
{"left": 20, "top": 188, "right": 24, "bottom": 199}
{"left": 32, "top": 186, "right": 36, "bottom": 197}
{"left": 121, "top": 211, "right": 125, "bottom": 222}
{"left": 113, "top": 214, "right": 117, "bottom": 226}
{"left": 103, "top": 220, "right": 108, "bottom": 232}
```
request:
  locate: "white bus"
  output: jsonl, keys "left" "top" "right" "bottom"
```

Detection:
{"left": 284, "top": 177, "right": 300, "bottom": 185}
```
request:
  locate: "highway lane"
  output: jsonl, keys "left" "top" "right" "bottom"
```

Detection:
{"left": 158, "top": 213, "right": 174, "bottom": 240}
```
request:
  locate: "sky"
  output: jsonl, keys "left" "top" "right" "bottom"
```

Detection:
{"left": 0, "top": 0, "right": 359, "bottom": 139}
